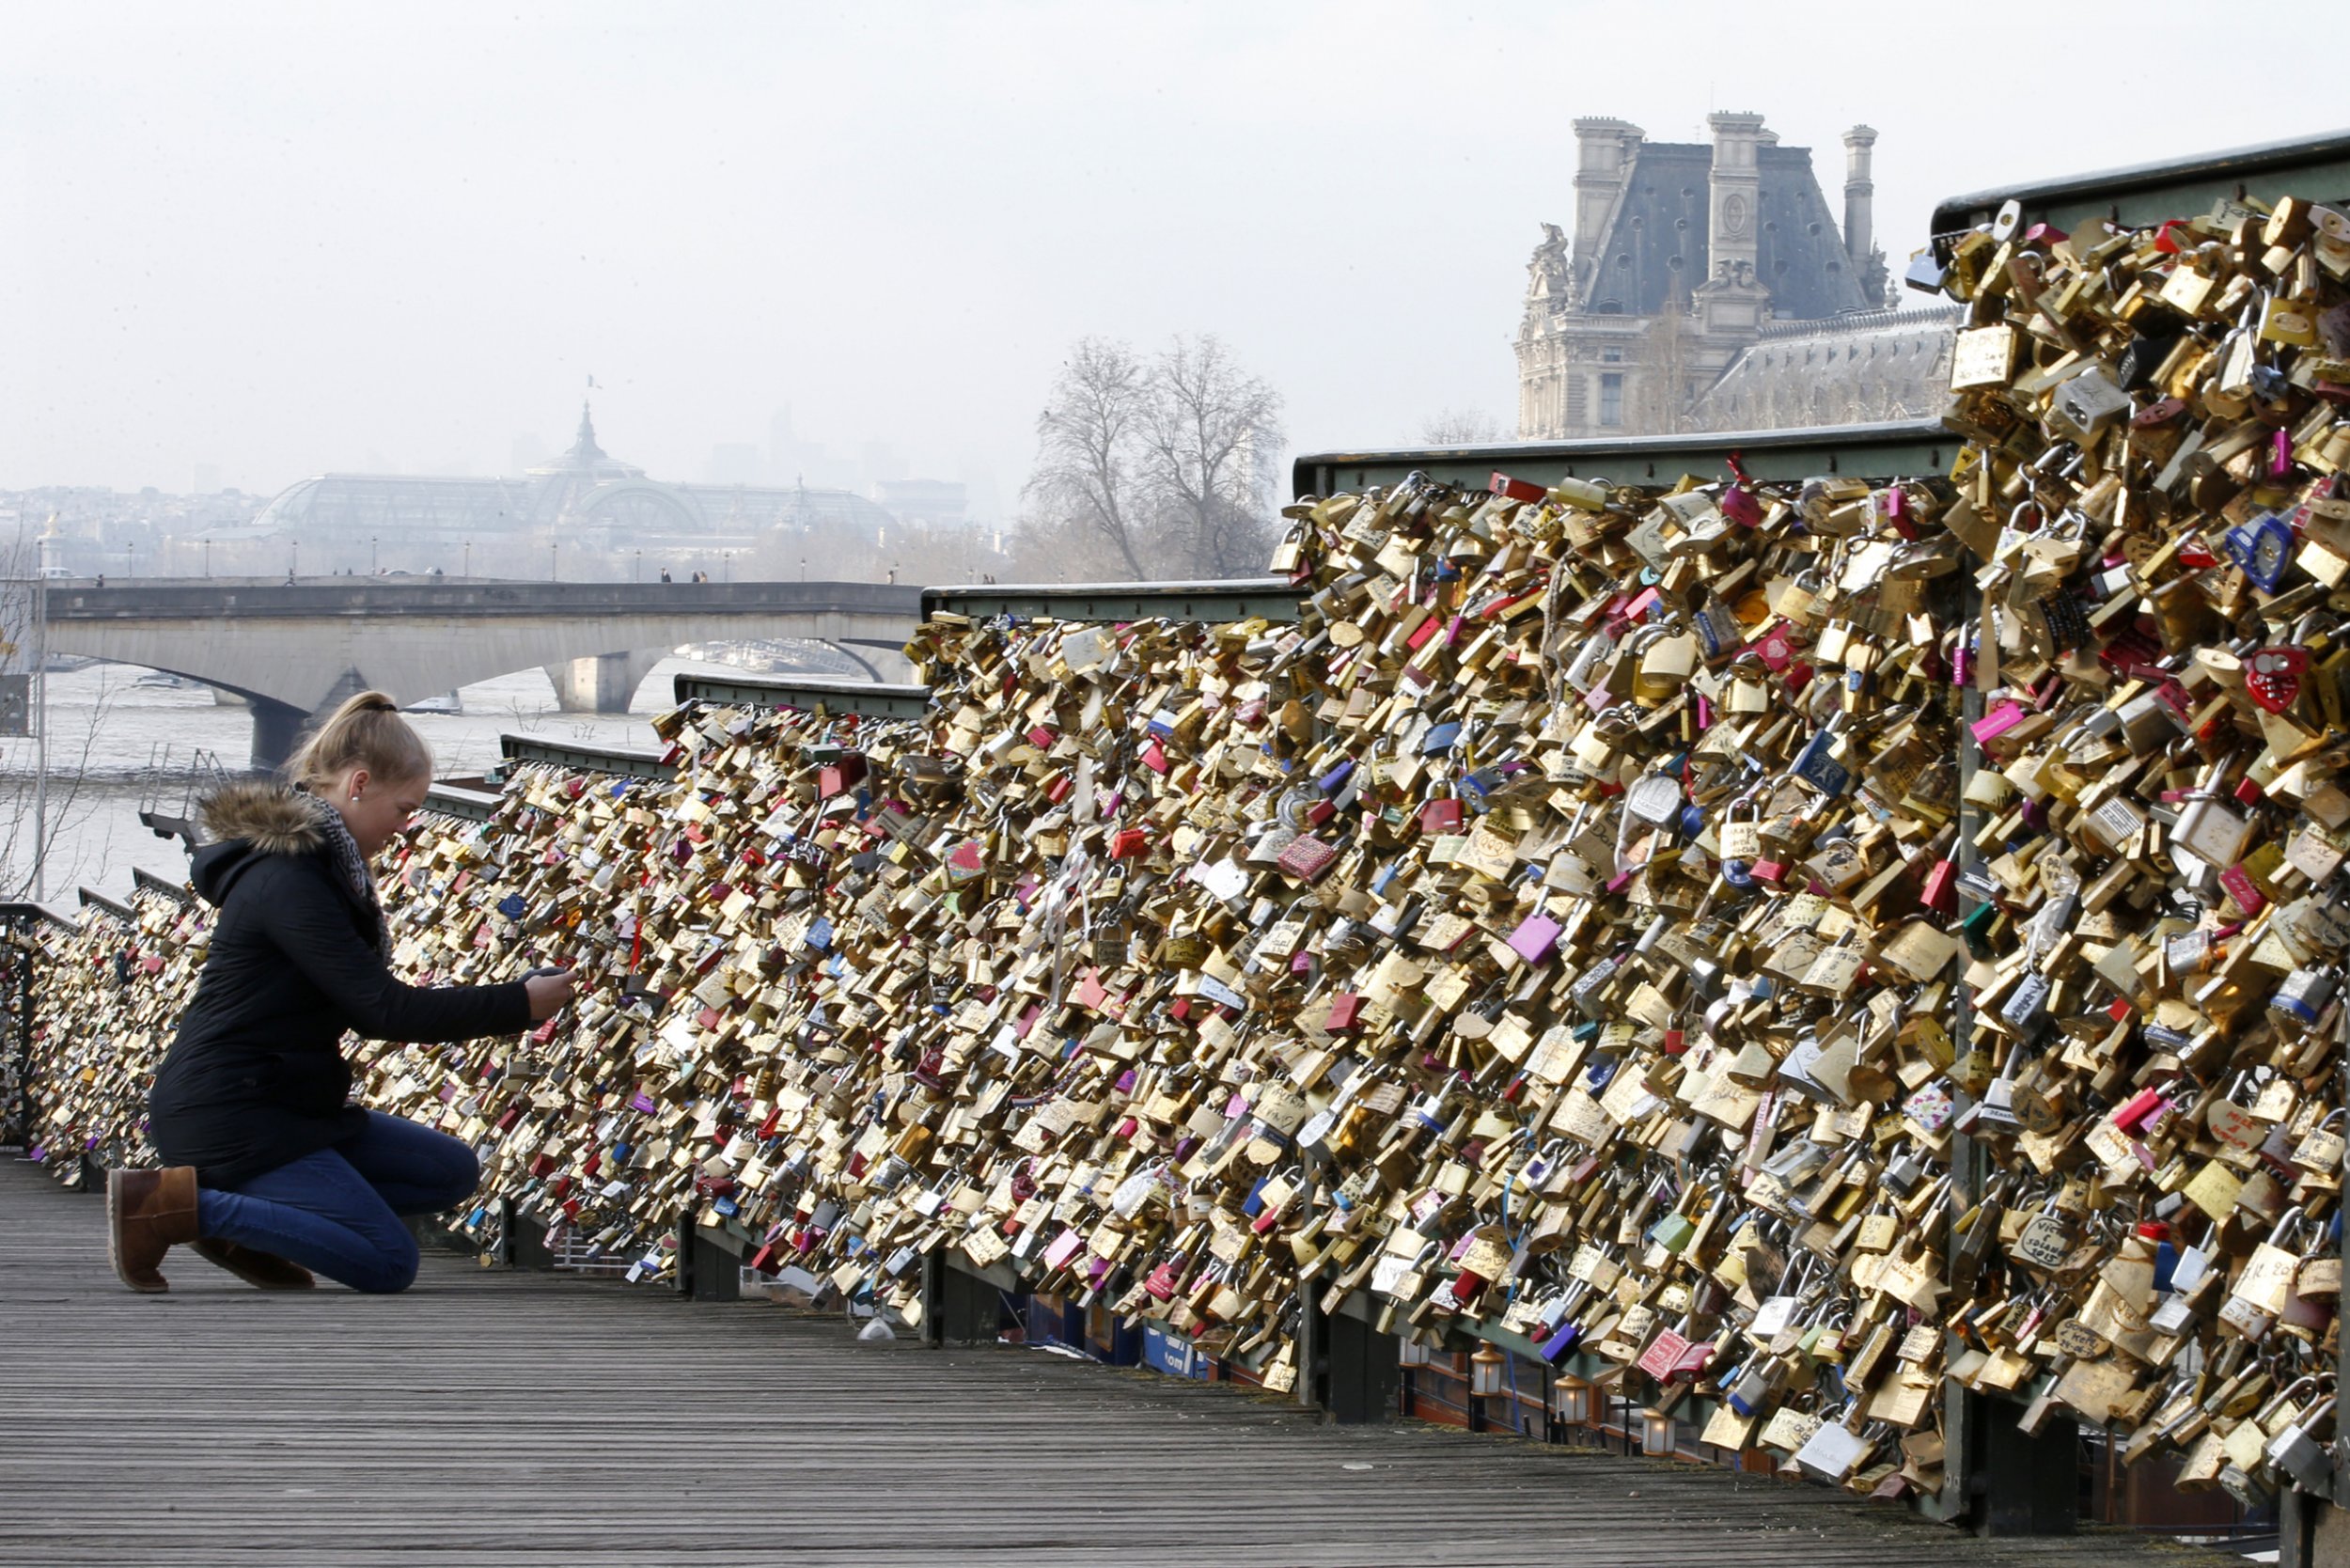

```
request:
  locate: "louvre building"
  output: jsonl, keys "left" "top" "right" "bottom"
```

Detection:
{"left": 1516, "top": 115, "right": 1961, "bottom": 440}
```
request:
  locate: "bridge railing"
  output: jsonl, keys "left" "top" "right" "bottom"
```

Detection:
{"left": 670, "top": 670, "right": 931, "bottom": 718}
{"left": 493, "top": 733, "right": 673, "bottom": 785}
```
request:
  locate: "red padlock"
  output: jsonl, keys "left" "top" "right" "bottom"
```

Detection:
{"left": 818, "top": 753, "right": 869, "bottom": 797}
{"left": 2219, "top": 863, "right": 2268, "bottom": 915}
{"left": 2247, "top": 647, "right": 2310, "bottom": 713}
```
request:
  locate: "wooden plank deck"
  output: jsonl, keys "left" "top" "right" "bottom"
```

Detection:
{"left": 0, "top": 1160, "right": 2237, "bottom": 1568}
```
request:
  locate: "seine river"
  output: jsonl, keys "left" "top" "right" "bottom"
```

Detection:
{"left": 0, "top": 655, "right": 739, "bottom": 905}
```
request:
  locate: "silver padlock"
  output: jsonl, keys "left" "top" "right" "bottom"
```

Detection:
{"left": 2271, "top": 964, "right": 2339, "bottom": 1027}
{"left": 2266, "top": 1396, "right": 2336, "bottom": 1492}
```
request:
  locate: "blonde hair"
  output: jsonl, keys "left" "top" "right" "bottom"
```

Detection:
{"left": 289, "top": 690, "right": 433, "bottom": 792}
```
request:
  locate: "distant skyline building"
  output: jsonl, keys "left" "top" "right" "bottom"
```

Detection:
{"left": 248, "top": 403, "right": 901, "bottom": 548}
{"left": 1515, "top": 114, "right": 1952, "bottom": 440}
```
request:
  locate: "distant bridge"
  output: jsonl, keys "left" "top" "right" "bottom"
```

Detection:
{"left": 39, "top": 577, "right": 923, "bottom": 771}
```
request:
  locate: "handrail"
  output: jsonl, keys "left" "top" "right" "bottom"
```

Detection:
{"left": 671, "top": 670, "right": 932, "bottom": 718}
{"left": 494, "top": 733, "right": 674, "bottom": 784}
{"left": 1929, "top": 127, "right": 2350, "bottom": 251}
{"left": 0, "top": 902, "right": 78, "bottom": 933}
{"left": 1292, "top": 418, "right": 1956, "bottom": 499}
{"left": 423, "top": 781, "right": 502, "bottom": 823}
{"left": 130, "top": 869, "right": 193, "bottom": 905}
{"left": 76, "top": 887, "right": 136, "bottom": 923}
{"left": 919, "top": 578, "right": 1302, "bottom": 625}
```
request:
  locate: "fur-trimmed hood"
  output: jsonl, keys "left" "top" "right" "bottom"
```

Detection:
{"left": 199, "top": 781, "right": 325, "bottom": 856}
{"left": 192, "top": 782, "right": 329, "bottom": 908}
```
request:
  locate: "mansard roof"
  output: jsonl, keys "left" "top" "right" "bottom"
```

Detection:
{"left": 1690, "top": 305, "right": 1965, "bottom": 432}
{"left": 1584, "top": 142, "right": 1872, "bottom": 321}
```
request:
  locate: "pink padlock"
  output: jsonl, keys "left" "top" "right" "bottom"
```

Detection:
{"left": 1970, "top": 700, "right": 2026, "bottom": 745}
{"left": 2219, "top": 862, "right": 2268, "bottom": 915}
{"left": 1507, "top": 914, "right": 1562, "bottom": 964}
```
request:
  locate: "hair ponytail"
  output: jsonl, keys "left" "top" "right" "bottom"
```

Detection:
{"left": 288, "top": 689, "right": 433, "bottom": 792}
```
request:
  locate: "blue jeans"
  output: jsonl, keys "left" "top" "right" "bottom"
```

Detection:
{"left": 194, "top": 1111, "right": 480, "bottom": 1294}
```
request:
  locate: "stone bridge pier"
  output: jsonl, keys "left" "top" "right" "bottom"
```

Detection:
{"left": 544, "top": 651, "right": 663, "bottom": 713}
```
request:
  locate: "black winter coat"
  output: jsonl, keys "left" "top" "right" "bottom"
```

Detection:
{"left": 148, "top": 782, "right": 532, "bottom": 1187}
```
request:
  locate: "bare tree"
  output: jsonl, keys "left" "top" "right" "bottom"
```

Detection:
{"left": 1017, "top": 335, "right": 1285, "bottom": 582}
{"left": 1021, "top": 337, "right": 1152, "bottom": 579}
{"left": 1137, "top": 336, "right": 1283, "bottom": 580}
{"left": 1418, "top": 408, "right": 1505, "bottom": 446}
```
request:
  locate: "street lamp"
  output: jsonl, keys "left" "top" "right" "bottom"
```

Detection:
{"left": 551, "top": 539, "right": 559, "bottom": 581}
{"left": 1550, "top": 1374, "right": 1592, "bottom": 1428}
{"left": 290, "top": 540, "right": 299, "bottom": 580}
{"left": 799, "top": 556, "right": 807, "bottom": 583}
{"left": 371, "top": 535, "right": 379, "bottom": 574}
{"left": 723, "top": 551, "right": 732, "bottom": 583}
{"left": 462, "top": 541, "right": 472, "bottom": 577}
{"left": 634, "top": 549, "right": 642, "bottom": 584}
{"left": 125, "top": 542, "right": 134, "bottom": 579}
{"left": 202, "top": 538, "right": 212, "bottom": 578}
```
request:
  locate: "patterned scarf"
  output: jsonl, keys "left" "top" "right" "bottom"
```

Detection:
{"left": 300, "top": 788, "right": 391, "bottom": 952}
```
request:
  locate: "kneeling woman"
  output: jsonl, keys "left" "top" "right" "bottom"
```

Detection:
{"left": 109, "top": 691, "right": 573, "bottom": 1294}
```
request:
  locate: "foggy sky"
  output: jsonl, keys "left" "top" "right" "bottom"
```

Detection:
{"left": 5, "top": 1, "right": 2342, "bottom": 511}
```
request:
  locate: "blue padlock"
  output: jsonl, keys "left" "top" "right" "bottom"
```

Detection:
{"left": 2223, "top": 511, "right": 2295, "bottom": 593}
{"left": 1691, "top": 604, "right": 1732, "bottom": 659}
{"left": 1791, "top": 729, "right": 1852, "bottom": 795}
{"left": 1420, "top": 721, "right": 1463, "bottom": 755}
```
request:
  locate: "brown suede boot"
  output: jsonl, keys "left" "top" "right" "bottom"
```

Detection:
{"left": 191, "top": 1237, "right": 316, "bottom": 1291}
{"left": 107, "top": 1166, "right": 200, "bottom": 1294}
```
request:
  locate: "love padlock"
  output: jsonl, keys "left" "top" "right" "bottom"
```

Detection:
{"left": 2247, "top": 647, "right": 2310, "bottom": 713}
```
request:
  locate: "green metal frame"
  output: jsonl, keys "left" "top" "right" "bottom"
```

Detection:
{"left": 0, "top": 902, "right": 77, "bottom": 934}
{"left": 76, "top": 887, "right": 135, "bottom": 924}
{"left": 671, "top": 670, "right": 932, "bottom": 718}
{"left": 1292, "top": 418, "right": 1957, "bottom": 502}
{"left": 424, "top": 782, "right": 502, "bottom": 823}
{"left": 919, "top": 579, "right": 1302, "bottom": 625}
{"left": 1931, "top": 128, "right": 2350, "bottom": 251}
{"left": 130, "top": 868, "right": 192, "bottom": 905}
{"left": 494, "top": 733, "right": 674, "bottom": 784}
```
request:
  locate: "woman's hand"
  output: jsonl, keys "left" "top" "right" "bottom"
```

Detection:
{"left": 524, "top": 967, "right": 576, "bottom": 1023}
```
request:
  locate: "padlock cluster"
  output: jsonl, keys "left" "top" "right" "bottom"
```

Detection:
{"left": 330, "top": 458, "right": 1979, "bottom": 1482}
{"left": 19, "top": 184, "right": 2350, "bottom": 1507}
{"left": 1921, "top": 188, "right": 2350, "bottom": 1499}
{"left": 22, "top": 886, "right": 213, "bottom": 1184}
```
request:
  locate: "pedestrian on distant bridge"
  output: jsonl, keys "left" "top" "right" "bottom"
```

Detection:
{"left": 107, "top": 691, "right": 575, "bottom": 1294}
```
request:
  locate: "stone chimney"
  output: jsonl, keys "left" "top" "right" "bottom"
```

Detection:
{"left": 1572, "top": 118, "right": 1643, "bottom": 266}
{"left": 1842, "top": 125, "right": 1877, "bottom": 267}
{"left": 1706, "top": 112, "right": 1767, "bottom": 283}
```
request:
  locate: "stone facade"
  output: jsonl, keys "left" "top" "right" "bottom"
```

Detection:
{"left": 1516, "top": 116, "right": 1902, "bottom": 440}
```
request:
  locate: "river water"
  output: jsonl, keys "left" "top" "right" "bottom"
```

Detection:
{"left": 0, "top": 655, "right": 738, "bottom": 906}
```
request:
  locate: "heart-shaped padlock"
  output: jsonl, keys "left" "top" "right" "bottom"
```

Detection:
{"left": 2246, "top": 646, "right": 2309, "bottom": 713}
